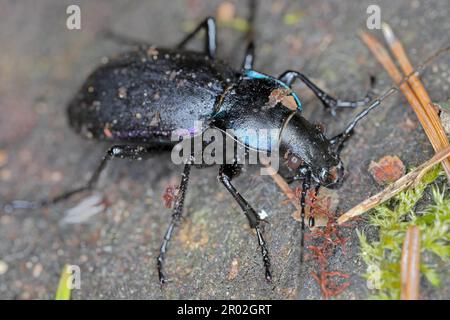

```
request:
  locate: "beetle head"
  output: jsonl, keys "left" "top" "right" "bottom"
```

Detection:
{"left": 280, "top": 113, "right": 344, "bottom": 188}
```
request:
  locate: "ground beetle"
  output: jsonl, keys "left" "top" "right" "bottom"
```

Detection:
{"left": 5, "top": 1, "right": 442, "bottom": 284}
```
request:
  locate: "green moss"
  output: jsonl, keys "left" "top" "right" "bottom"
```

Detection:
{"left": 219, "top": 18, "right": 250, "bottom": 33}
{"left": 55, "top": 265, "right": 72, "bottom": 300}
{"left": 357, "top": 164, "right": 449, "bottom": 299}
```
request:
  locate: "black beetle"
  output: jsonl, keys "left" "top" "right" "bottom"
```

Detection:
{"left": 6, "top": 1, "right": 443, "bottom": 284}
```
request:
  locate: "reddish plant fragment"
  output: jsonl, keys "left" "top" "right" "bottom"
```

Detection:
{"left": 303, "top": 189, "right": 353, "bottom": 298}
{"left": 369, "top": 155, "right": 406, "bottom": 185}
{"left": 162, "top": 185, "right": 179, "bottom": 209}
{"left": 311, "top": 271, "right": 351, "bottom": 299}
{"left": 280, "top": 183, "right": 352, "bottom": 298}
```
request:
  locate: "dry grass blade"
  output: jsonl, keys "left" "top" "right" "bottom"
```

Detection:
{"left": 381, "top": 23, "right": 439, "bottom": 114}
{"left": 359, "top": 31, "right": 450, "bottom": 182}
{"left": 381, "top": 23, "right": 450, "bottom": 181}
{"left": 338, "top": 145, "right": 450, "bottom": 224}
{"left": 263, "top": 165, "right": 300, "bottom": 209}
{"left": 400, "top": 226, "right": 421, "bottom": 300}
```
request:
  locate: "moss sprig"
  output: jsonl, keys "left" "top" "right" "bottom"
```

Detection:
{"left": 357, "top": 164, "right": 449, "bottom": 299}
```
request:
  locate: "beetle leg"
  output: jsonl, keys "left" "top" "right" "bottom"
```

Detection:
{"left": 177, "top": 17, "right": 217, "bottom": 59}
{"left": 330, "top": 90, "right": 388, "bottom": 155}
{"left": 278, "top": 71, "right": 375, "bottom": 116}
{"left": 242, "top": 0, "right": 257, "bottom": 70}
{"left": 218, "top": 164, "right": 272, "bottom": 282}
{"left": 299, "top": 171, "right": 311, "bottom": 263}
{"left": 157, "top": 160, "right": 192, "bottom": 284}
{"left": 308, "top": 184, "right": 321, "bottom": 228}
{"left": 242, "top": 42, "right": 255, "bottom": 70}
{"left": 3, "top": 145, "right": 154, "bottom": 213}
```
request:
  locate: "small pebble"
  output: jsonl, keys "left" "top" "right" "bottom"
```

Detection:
{"left": 0, "top": 261, "right": 8, "bottom": 275}
{"left": 217, "top": 2, "right": 235, "bottom": 22}
{"left": 32, "top": 263, "right": 43, "bottom": 278}
{"left": 118, "top": 87, "right": 127, "bottom": 99}
{"left": 228, "top": 258, "right": 239, "bottom": 280}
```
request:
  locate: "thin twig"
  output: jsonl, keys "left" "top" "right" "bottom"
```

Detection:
{"left": 338, "top": 145, "right": 450, "bottom": 224}
{"left": 359, "top": 31, "right": 450, "bottom": 182}
{"left": 263, "top": 165, "right": 301, "bottom": 211}
{"left": 401, "top": 226, "right": 421, "bottom": 300}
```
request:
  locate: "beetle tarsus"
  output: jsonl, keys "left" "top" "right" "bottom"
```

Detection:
{"left": 156, "top": 162, "right": 192, "bottom": 284}
{"left": 3, "top": 200, "right": 40, "bottom": 214}
{"left": 157, "top": 256, "right": 168, "bottom": 285}
{"left": 218, "top": 164, "right": 273, "bottom": 281}
{"left": 256, "top": 226, "right": 272, "bottom": 282}
{"left": 4, "top": 145, "right": 155, "bottom": 213}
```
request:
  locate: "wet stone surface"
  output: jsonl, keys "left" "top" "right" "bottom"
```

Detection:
{"left": 0, "top": 0, "right": 449, "bottom": 299}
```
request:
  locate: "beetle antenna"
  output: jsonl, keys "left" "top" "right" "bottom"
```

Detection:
{"left": 331, "top": 45, "right": 450, "bottom": 154}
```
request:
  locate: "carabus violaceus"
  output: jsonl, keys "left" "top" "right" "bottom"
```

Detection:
{"left": 5, "top": 0, "right": 445, "bottom": 284}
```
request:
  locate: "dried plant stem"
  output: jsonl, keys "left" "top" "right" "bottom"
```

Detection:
{"left": 263, "top": 165, "right": 301, "bottom": 212}
{"left": 400, "top": 226, "right": 421, "bottom": 300}
{"left": 381, "top": 23, "right": 450, "bottom": 182}
{"left": 338, "top": 145, "right": 450, "bottom": 224}
{"left": 359, "top": 31, "right": 450, "bottom": 182}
